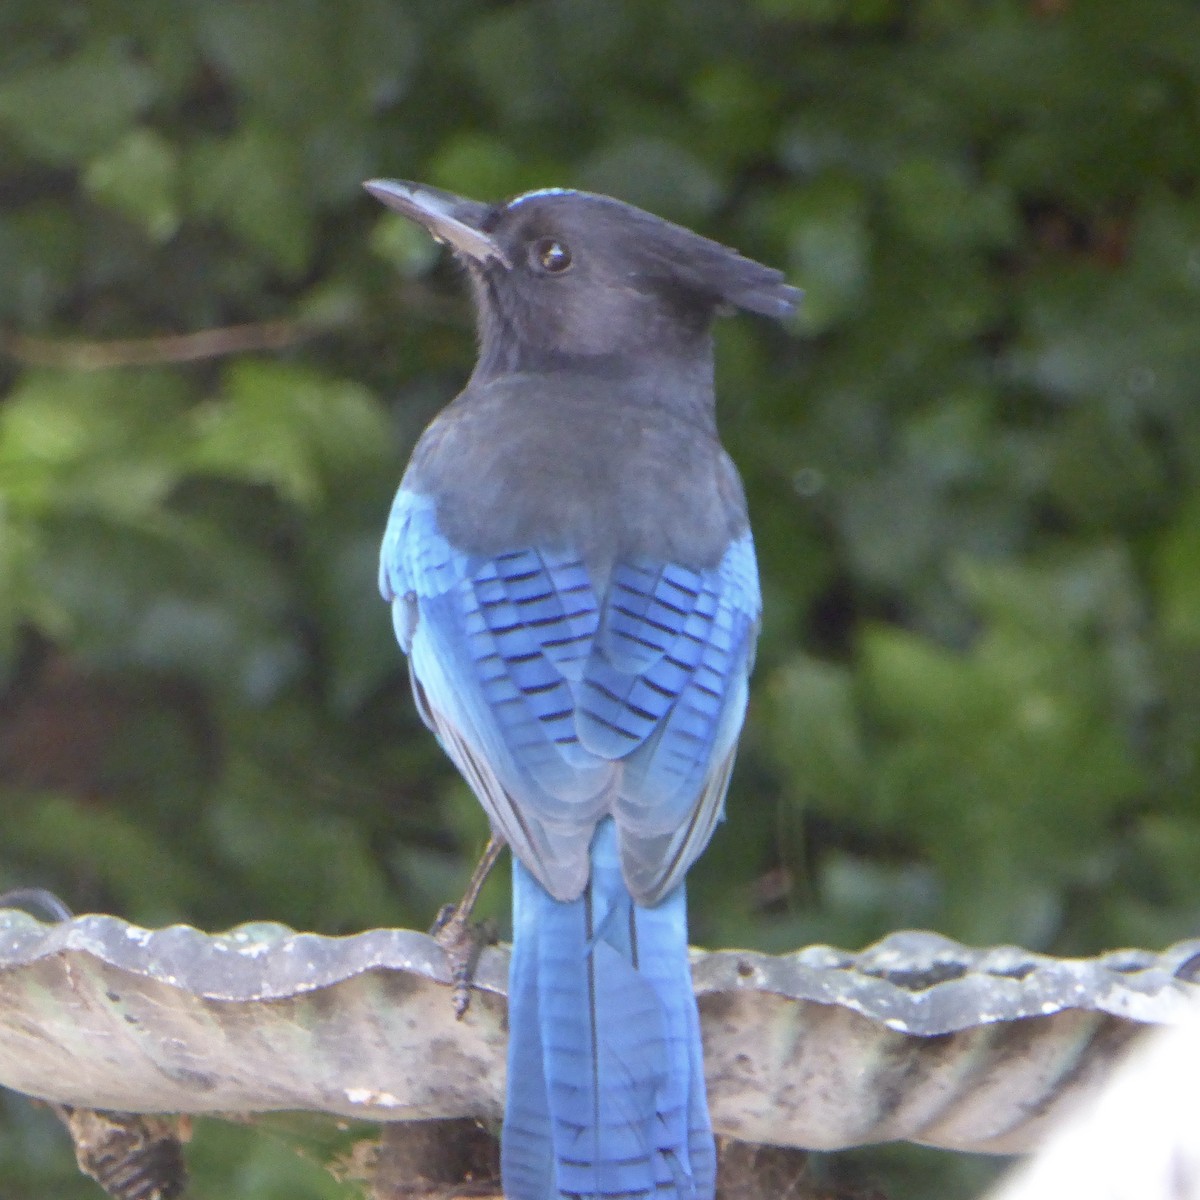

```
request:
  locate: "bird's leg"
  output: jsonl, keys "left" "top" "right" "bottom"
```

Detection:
{"left": 431, "top": 834, "right": 505, "bottom": 1019}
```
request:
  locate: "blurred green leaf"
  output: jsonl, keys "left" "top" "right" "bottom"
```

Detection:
{"left": 0, "top": 510, "right": 39, "bottom": 661}
{"left": 857, "top": 555, "right": 1146, "bottom": 941}
{"left": 301, "top": 524, "right": 398, "bottom": 713}
{"left": 581, "top": 137, "right": 723, "bottom": 221}
{"left": 32, "top": 513, "right": 302, "bottom": 701}
{"left": 189, "top": 127, "right": 315, "bottom": 274}
{"left": 187, "top": 1117, "right": 357, "bottom": 1200}
{"left": 369, "top": 214, "right": 441, "bottom": 278}
{"left": 0, "top": 370, "right": 190, "bottom": 516}
{"left": 207, "top": 787, "right": 400, "bottom": 931}
{"left": 461, "top": 5, "right": 566, "bottom": 125}
{"left": 190, "top": 362, "right": 392, "bottom": 506}
{"left": 777, "top": 175, "right": 871, "bottom": 332}
{"left": 763, "top": 654, "right": 866, "bottom": 814}
{"left": 196, "top": 0, "right": 416, "bottom": 124}
{"left": 84, "top": 128, "right": 181, "bottom": 242}
{"left": 428, "top": 132, "right": 525, "bottom": 202}
{"left": 5, "top": 792, "right": 211, "bottom": 923}
{"left": 0, "top": 203, "right": 86, "bottom": 321}
{"left": 1156, "top": 493, "right": 1200, "bottom": 646}
{"left": 0, "top": 44, "right": 155, "bottom": 164}
{"left": 886, "top": 156, "right": 1017, "bottom": 251}
{"left": 687, "top": 63, "right": 780, "bottom": 162}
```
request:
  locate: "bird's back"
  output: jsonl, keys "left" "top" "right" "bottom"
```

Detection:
{"left": 384, "top": 369, "right": 759, "bottom": 904}
{"left": 402, "top": 370, "right": 750, "bottom": 575}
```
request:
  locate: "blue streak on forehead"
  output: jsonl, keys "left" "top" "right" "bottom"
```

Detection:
{"left": 506, "top": 187, "right": 577, "bottom": 210}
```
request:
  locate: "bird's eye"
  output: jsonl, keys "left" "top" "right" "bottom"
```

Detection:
{"left": 533, "top": 238, "right": 572, "bottom": 274}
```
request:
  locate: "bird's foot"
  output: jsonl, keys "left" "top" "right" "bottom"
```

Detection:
{"left": 431, "top": 903, "right": 498, "bottom": 1020}
{"left": 430, "top": 836, "right": 504, "bottom": 1019}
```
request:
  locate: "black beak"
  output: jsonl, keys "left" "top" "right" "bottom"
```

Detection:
{"left": 363, "top": 178, "right": 510, "bottom": 269}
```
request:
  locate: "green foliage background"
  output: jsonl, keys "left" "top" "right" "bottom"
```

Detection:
{"left": 1, "top": 1, "right": 1198, "bottom": 1197}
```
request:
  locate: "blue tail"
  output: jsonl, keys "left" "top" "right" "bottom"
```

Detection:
{"left": 502, "top": 819, "right": 715, "bottom": 1200}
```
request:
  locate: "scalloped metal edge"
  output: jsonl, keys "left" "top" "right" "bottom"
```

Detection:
{"left": 1, "top": 912, "right": 1197, "bottom": 1034}
{"left": 3, "top": 909, "right": 1198, "bottom": 1153}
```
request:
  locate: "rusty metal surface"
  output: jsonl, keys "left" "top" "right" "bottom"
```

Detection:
{"left": 1, "top": 909, "right": 1196, "bottom": 1154}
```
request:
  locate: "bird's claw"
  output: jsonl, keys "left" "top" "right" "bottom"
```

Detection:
{"left": 432, "top": 904, "right": 498, "bottom": 1019}
{"left": 430, "top": 835, "right": 505, "bottom": 1019}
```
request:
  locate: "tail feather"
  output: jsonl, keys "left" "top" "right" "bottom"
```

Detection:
{"left": 503, "top": 819, "right": 714, "bottom": 1200}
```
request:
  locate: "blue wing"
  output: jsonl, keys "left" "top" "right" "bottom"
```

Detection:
{"left": 573, "top": 546, "right": 758, "bottom": 901}
{"left": 380, "top": 487, "right": 760, "bottom": 903}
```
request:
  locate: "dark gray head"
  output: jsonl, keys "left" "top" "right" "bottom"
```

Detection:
{"left": 364, "top": 179, "right": 801, "bottom": 382}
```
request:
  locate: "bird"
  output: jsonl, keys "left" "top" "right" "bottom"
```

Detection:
{"left": 365, "top": 177, "right": 801, "bottom": 1200}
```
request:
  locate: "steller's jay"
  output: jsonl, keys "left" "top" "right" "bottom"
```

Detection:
{"left": 365, "top": 178, "right": 800, "bottom": 1200}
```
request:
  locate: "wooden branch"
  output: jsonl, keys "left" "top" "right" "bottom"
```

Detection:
{"left": 1, "top": 321, "right": 320, "bottom": 370}
{"left": 0, "top": 284, "right": 469, "bottom": 372}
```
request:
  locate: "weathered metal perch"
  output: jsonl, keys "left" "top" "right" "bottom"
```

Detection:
{"left": 2, "top": 908, "right": 1196, "bottom": 1164}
